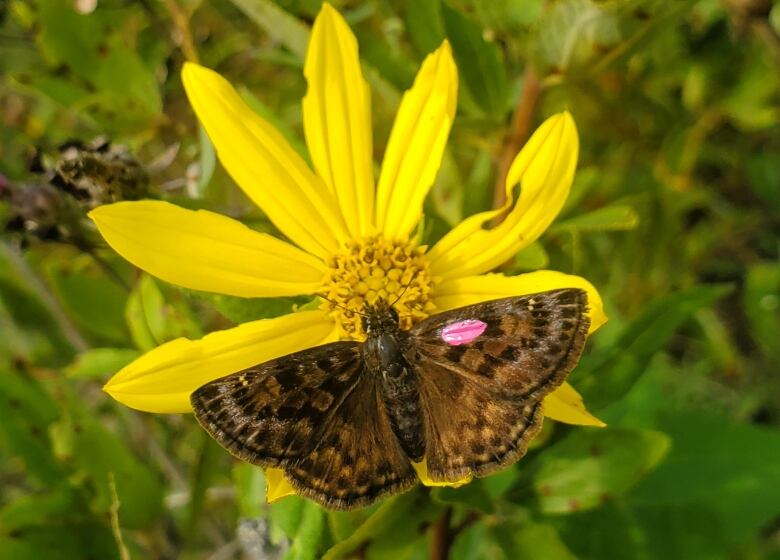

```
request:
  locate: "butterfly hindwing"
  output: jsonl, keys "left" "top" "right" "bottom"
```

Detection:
{"left": 191, "top": 341, "right": 416, "bottom": 510}
{"left": 407, "top": 288, "right": 590, "bottom": 481}
{"left": 285, "top": 374, "right": 417, "bottom": 510}
{"left": 416, "top": 363, "right": 544, "bottom": 481}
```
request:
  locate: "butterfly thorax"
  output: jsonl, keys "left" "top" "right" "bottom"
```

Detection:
{"left": 361, "top": 304, "right": 426, "bottom": 462}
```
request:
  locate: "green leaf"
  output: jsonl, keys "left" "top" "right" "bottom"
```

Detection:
{"left": 534, "top": 0, "right": 621, "bottom": 73}
{"left": 551, "top": 205, "right": 639, "bottom": 233}
{"left": 508, "top": 241, "right": 550, "bottom": 272}
{"left": 0, "top": 368, "right": 65, "bottom": 486}
{"left": 226, "top": 0, "right": 403, "bottom": 108}
{"left": 44, "top": 255, "right": 129, "bottom": 346}
{"left": 555, "top": 500, "right": 730, "bottom": 560}
{"left": 721, "top": 55, "right": 778, "bottom": 130}
{"left": 432, "top": 480, "right": 494, "bottom": 513}
{"left": 269, "top": 496, "right": 307, "bottom": 542}
{"left": 185, "top": 434, "right": 224, "bottom": 538}
{"left": 35, "top": 0, "right": 161, "bottom": 128}
{"left": 429, "top": 149, "right": 464, "bottom": 227}
{"left": 364, "top": 491, "right": 440, "bottom": 560}
{"left": 0, "top": 247, "right": 78, "bottom": 366}
{"left": 629, "top": 410, "right": 780, "bottom": 544}
{"left": 286, "top": 501, "right": 325, "bottom": 560}
{"left": 511, "top": 523, "right": 577, "bottom": 560}
{"left": 322, "top": 489, "right": 423, "bottom": 560}
{"left": 196, "top": 124, "right": 217, "bottom": 196}
{"left": 199, "top": 292, "right": 309, "bottom": 324}
{"left": 628, "top": 503, "right": 734, "bottom": 560}
{"left": 532, "top": 427, "right": 670, "bottom": 515}
{"left": 125, "top": 275, "right": 202, "bottom": 351}
{"left": 405, "top": 0, "right": 446, "bottom": 58}
{"left": 354, "top": 26, "right": 418, "bottom": 93}
{"left": 233, "top": 463, "right": 267, "bottom": 518}
{"left": 742, "top": 262, "right": 780, "bottom": 367}
{"left": 746, "top": 152, "right": 780, "bottom": 213}
{"left": 50, "top": 413, "right": 164, "bottom": 529}
{"left": 0, "top": 524, "right": 117, "bottom": 560}
{"left": 481, "top": 465, "right": 521, "bottom": 500}
{"left": 441, "top": 2, "right": 508, "bottom": 117}
{"left": 64, "top": 348, "right": 139, "bottom": 380}
{"left": 226, "top": 0, "right": 310, "bottom": 59}
{"left": 450, "top": 520, "right": 504, "bottom": 560}
{"left": 327, "top": 508, "right": 374, "bottom": 543}
{"left": 461, "top": 149, "right": 494, "bottom": 218}
{"left": 0, "top": 487, "right": 82, "bottom": 533}
{"left": 573, "top": 285, "right": 732, "bottom": 410}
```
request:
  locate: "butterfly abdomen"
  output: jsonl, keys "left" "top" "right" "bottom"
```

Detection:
{"left": 380, "top": 365, "right": 426, "bottom": 462}
{"left": 364, "top": 330, "right": 426, "bottom": 461}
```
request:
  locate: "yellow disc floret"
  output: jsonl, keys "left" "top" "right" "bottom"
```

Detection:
{"left": 322, "top": 236, "right": 436, "bottom": 339}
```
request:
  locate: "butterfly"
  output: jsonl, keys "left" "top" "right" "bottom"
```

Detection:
{"left": 191, "top": 288, "right": 590, "bottom": 510}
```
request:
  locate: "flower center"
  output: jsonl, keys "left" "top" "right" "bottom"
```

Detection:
{"left": 322, "top": 236, "right": 436, "bottom": 339}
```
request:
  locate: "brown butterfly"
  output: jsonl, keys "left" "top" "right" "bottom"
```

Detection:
{"left": 191, "top": 288, "right": 590, "bottom": 510}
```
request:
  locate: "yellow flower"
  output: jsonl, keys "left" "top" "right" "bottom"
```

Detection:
{"left": 90, "top": 4, "right": 606, "bottom": 501}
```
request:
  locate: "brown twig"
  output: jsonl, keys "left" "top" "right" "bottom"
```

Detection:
{"left": 429, "top": 507, "right": 453, "bottom": 560}
{"left": 492, "top": 64, "right": 541, "bottom": 214}
{"left": 163, "top": 0, "right": 200, "bottom": 63}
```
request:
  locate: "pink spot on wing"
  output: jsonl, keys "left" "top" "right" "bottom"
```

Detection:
{"left": 440, "top": 319, "right": 487, "bottom": 345}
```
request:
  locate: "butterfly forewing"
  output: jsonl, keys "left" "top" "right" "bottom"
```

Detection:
{"left": 409, "top": 289, "right": 590, "bottom": 401}
{"left": 191, "top": 341, "right": 364, "bottom": 467}
{"left": 191, "top": 341, "right": 416, "bottom": 510}
{"left": 407, "top": 289, "right": 590, "bottom": 481}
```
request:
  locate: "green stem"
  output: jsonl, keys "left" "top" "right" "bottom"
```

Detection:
{"left": 321, "top": 489, "right": 420, "bottom": 560}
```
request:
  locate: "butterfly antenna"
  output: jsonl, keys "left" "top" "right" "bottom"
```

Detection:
{"left": 315, "top": 292, "right": 369, "bottom": 318}
{"left": 389, "top": 269, "right": 419, "bottom": 308}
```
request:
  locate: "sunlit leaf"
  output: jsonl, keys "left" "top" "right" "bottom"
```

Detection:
{"left": 533, "top": 427, "right": 670, "bottom": 514}
{"left": 64, "top": 348, "right": 140, "bottom": 380}
{"left": 551, "top": 205, "right": 639, "bottom": 233}
{"left": 441, "top": 2, "right": 507, "bottom": 117}
{"left": 573, "top": 285, "right": 732, "bottom": 409}
{"left": 125, "top": 275, "right": 202, "bottom": 352}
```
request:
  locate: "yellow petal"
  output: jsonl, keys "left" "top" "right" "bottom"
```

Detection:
{"left": 431, "top": 270, "right": 607, "bottom": 333}
{"left": 303, "top": 3, "right": 374, "bottom": 237}
{"left": 412, "top": 458, "right": 472, "bottom": 488}
{"left": 376, "top": 41, "right": 457, "bottom": 240}
{"left": 103, "top": 310, "right": 337, "bottom": 413}
{"left": 428, "top": 112, "right": 578, "bottom": 278}
{"left": 90, "top": 201, "right": 326, "bottom": 298}
{"left": 265, "top": 468, "right": 297, "bottom": 503}
{"left": 543, "top": 382, "right": 606, "bottom": 427}
{"left": 182, "top": 62, "right": 348, "bottom": 259}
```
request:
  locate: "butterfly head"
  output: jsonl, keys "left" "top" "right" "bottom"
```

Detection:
{"left": 361, "top": 300, "right": 400, "bottom": 336}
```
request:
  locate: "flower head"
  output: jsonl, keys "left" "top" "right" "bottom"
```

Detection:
{"left": 90, "top": 3, "right": 606, "bottom": 500}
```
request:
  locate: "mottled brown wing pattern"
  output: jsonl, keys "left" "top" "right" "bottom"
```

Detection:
{"left": 417, "top": 363, "right": 544, "bottom": 481}
{"left": 285, "top": 375, "right": 417, "bottom": 510}
{"left": 191, "top": 341, "right": 364, "bottom": 468}
{"left": 191, "top": 341, "right": 416, "bottom": 511}
{"left": 409, "top": 289, "right": 590, "bottom": 402}
{"left": 408, "top": 289, "right": 590, "bottom": 481}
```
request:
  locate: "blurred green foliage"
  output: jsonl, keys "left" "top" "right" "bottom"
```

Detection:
{"left": 1, "top": 0, "right": 779, "bottom": 558}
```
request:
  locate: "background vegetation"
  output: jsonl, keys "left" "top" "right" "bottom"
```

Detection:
{"left": 1, "top": 0, "right": 779, "bottom": 558}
